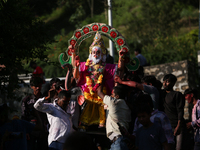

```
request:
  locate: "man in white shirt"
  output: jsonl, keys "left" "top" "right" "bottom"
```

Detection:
{"left": 97, "top": 85, "right": 131, "bottom": 150}
{"left": 34, "top": 90, "right": 73, "bottom": 150}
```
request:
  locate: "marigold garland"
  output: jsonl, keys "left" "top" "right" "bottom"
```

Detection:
{"left": 85, "top": 59, "right": 91, "bottom": 66}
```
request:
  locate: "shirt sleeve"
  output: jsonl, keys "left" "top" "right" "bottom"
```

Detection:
{"left": 192, "top": 101, "right": 200, "bottom": 128}
{"left": 103, "top": 95, "right": 113, "bottom": 107}
{"left": 159, "top": 113, "right": 174, "bottom": 144}
{"left": 34, "top": 97, "right": 54, "bottom": 114}
{"left": 175, "top": 92, "right": 185, "bottom": 120}
{"left": 132, "top": 118, "right": 139, "bottom": 136}
{"left": 158, "top": 126, "right": 167, "bottom": 144}
{"left": 143, "top": 84, "right": 159, "bottom": 109}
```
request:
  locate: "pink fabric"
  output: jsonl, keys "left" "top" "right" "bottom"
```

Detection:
{"left": 77, "top": 62, "right": 116, "bottom": 95}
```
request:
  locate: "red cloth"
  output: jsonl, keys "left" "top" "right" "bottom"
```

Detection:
{"left": 33, "top": 66, "right": 43, "bottom": 75}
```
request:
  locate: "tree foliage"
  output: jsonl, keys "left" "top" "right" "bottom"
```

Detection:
{"left": 143, "top": 29, "right": 200, "bottom": 65}
{"left": 0, "top": 0, "right": 52, "bottom": 100}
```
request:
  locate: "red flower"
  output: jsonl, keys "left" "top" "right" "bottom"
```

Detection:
{"left": 75, "top": 31, "right": 81, "bottom": 38}
{"left": 102, "top": 26, "right": 108, "bottom": 32}
{"left": 70, "top": 39, "right": 76, "bottom": 46}
{"left": 110, "top": 31, "right": 117, "bottom": 38}
{"left": 117, "top": 39, "right": 124, "bottom": 45}
{"left": 67, "top": 49, "right": 72, "bottom": 56}
{"left": 122, "top": 47, "right": 128, "bottom": 53}
{"left": 92, "top": 25, "right": 99, "bottom": 31}
{"left": 83, "top": 27, "right": 89, "bottom": 34}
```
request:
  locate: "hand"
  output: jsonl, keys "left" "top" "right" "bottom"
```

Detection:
{"left": 46, "top": 88, "right": 56, "bottom": 100}
{"left": 75, "top": 55, "right": 80, "bottom": 67}
{"left": 186, "top": 122, "right": 192, "bottom": 129}
{"left": 114, "top": 75, "right": 122, "bottom": 84}
{"left": 68, "top": 45, "right": 75, "bottom": 54}
{"left": 174, "top": 125, "right": 181, "bottom": 136}
{"left": 119, "top": 48, "right": 127, "bottom": 57}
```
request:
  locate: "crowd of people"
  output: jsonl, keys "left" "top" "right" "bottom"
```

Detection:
{"left": 0, "top": 32, "right": 199, "bottom": 150}
{"left": 0, "top": 69, "right": 199, "bottom": 150}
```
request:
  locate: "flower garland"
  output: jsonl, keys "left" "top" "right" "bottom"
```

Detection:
{"left": 84, "top": 59, "right": 105, "bottom": 103}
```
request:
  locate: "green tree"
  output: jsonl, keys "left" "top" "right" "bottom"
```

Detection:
{"left": 0, "top": 0, "right": 52, "bottom": 101}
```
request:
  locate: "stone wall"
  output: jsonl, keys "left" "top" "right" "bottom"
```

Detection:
{"left": 143, "top": 60, "right": 199, "bottom": 120}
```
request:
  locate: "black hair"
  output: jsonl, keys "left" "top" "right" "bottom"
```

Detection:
{"left": 55, "top": 80, "right": 65, "bottom": 90}
{"left": 184, "top": 88, "right": 199, "bottom": 99}
{"left": 58, "top": 90, "right": 71, "bottom": 99}
{"left": 50, "top": 77, "right": 60, "bottom": 87}
{"left": 30, "top": 77, "right": 43, "bottom": 86}
{"left": 113, "top": 85, "right": 126, "bottom": 99}
{"left": 136, "top": 103, "right": 152, "bottom": 115}
{"left": 136, "top": 93, "right": 154, "bottom": 109}
{"left": 155, "top": 79, "right": 162, "bottom": 89}
{"left": 163, "top": 74, "right": 177, "bottom": 84}
{"left": 134, "top": 48, "right": 141, "bottom": 53}
{"left": 125, "top": 71, "right": 141, "bottom": 83}
{"left": 141, "top": 75, "right": 157, "bottom": 86}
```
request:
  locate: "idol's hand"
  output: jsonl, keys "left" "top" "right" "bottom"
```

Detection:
{"left": 119, "top": 48, "right": 127, "bottom": 57}
{"left": 68, "top": 45, "right": 75, "bottom": 54}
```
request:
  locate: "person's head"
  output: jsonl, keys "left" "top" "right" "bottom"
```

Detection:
{"left": 111, "top": 85, "right": 126, "bottom": 99}
{"left": 50, "top": 77, "right": 60, "bottom": 90}
{"left": 136, "top": 93, "right": 154, "bottom": 111}
{"left": 141, "top": 75, "right": 157, "bottom": 86}
{"left": 57, "top": 90, "right": 71, "bottom": 110}
{"left": 30, "top": 77, "right": 43, "bottom": 96}
{"left": 29, "top": 61, "right": 37, "bottom": 69}
{"left": 184, "top": 88, "right": 198, "bottom": 104}
{"left": 132, "top": 66, "right": 144, "bottom": 80}
{"left": 134, "top": 48, "right": 141, "bottom": 56}
{"left": 55, "top": 80, "right": 65, "bottom": 93}
{"left": 126, "top": 72, "right": 141, "bottom": 83}
{"left": 136, "top": 104, "right": 152, "bottom": 127}
{"left": 89, "top": 32, "right": 107, "bottom": 64}
{"left": 63, "top": 131, "right": 97, "bottom": 150}
{"left": 163, "top": 74, "right": 177, "bottom": 91}
{"left": 155, "top": 79, "right": 162, "bottom": 90}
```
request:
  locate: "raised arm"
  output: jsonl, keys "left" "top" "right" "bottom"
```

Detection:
{"left": 73, "top": 55, "right": 80, "bottom": 80}
{"left": 63, "top": 64, "right": 73, "bottom": 90}
{"left": 97, "top": 85, "right": 105, "bottom": 100}
{"left": 34, "top": 89, "right": 55, "bottom": 113}
{"left": 117, "top": 49, "right": 125, "bottom": 78}
{"left": 114, "top": 75, "right": 144, "bottom": 90}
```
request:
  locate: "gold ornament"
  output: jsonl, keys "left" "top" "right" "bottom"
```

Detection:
{"left": 89, "top": 32, "right": 107, "bottom": 55}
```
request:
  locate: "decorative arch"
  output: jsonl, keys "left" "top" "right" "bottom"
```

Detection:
{"left": 59, "top": 23, "right": 140, "bottom": 71}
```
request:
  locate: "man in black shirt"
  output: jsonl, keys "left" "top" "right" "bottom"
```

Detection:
{"left": 162, "top": 74, "right": 186, "bottom": 150}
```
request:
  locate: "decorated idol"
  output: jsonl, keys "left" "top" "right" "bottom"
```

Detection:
{"left": 59, "top": 23, "right": 140, "bottom": 129}
{"left": 72, "top": 32, "right": 125, "bottom": 128}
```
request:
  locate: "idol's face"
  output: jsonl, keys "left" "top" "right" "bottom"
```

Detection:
{"left": 89, "top": 46, "right": 102, "bottom": 64}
